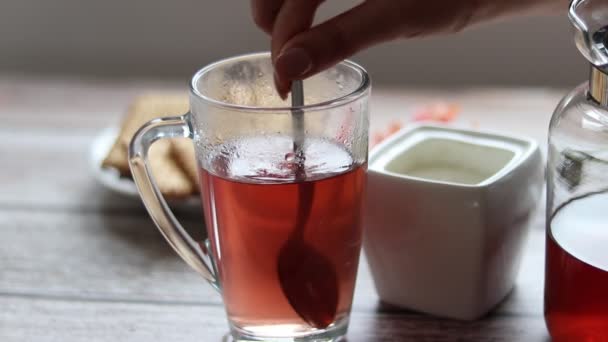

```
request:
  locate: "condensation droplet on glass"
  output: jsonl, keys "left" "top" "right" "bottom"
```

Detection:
{"left": 284, "top": 152, "right": 295, "bottom": 162}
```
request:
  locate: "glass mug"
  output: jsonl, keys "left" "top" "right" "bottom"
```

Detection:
{"left": 128, "top": 52, "right": 370, "bottom": 341}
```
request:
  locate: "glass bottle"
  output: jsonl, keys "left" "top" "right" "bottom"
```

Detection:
{"left": 544, "top": 0, "right": 608, "bottom": 340}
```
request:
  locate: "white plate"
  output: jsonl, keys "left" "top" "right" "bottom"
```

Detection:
{"left": 89, "top": 127, "right": 200, "bottom": 209}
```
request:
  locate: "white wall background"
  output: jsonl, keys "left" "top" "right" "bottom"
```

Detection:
{"left": 0, "top": 0, "right": 589, "bottom": 87}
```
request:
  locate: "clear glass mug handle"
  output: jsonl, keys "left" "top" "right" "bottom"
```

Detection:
{"left": 128, "top": 113, "right": 219, "bottom": 291}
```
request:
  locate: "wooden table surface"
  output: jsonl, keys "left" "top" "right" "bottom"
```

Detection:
{"left": 0, "top": 76, "right": 566, "bottom": 341}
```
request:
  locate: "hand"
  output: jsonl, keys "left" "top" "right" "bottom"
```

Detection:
{"left": 251, "top": 0, "right": 566, "bottom": 98}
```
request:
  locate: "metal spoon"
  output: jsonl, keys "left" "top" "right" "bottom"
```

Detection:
{"left": 277, "top": 80, "right": 339, "bottom": 329}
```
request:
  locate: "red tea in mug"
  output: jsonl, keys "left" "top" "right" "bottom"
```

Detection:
{"left": 545, "top": 193, "right": 608, "bottom": 341}
{"left": 199, "top": 135, "right": 366, "bottom": 334}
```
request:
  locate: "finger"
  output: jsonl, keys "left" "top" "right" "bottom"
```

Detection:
{"left": 251, "top": 0, "right": 285, "bottom": 34}
{"left": 271, "top": 0, "right": 324, "bottom": 98}
{"left": 271, "top": 0, "right": 324, "bottom": 61}
{"left": 274, "top": 0, "right": 479, "bottom": 85}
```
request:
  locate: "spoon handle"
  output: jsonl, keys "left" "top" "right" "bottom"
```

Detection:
{"left": 291, "top": 81, "right": 306, "bottom": 181}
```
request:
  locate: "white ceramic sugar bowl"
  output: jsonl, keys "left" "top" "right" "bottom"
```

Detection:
{"left": 363, "top": 124, "right": 543, "bottom": 320}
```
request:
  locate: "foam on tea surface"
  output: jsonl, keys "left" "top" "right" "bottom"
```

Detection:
{"left": 200, "top": 135, "right": 355, "bottom": 183}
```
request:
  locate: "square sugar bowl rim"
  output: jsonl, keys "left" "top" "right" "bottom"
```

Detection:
{"left": 368, "top": 123, "right": 540, "bottom": 189}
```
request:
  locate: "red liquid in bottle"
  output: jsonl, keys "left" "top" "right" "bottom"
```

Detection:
{"left": 198, "top": 135, "right": 365, "bottom": 334}
{"left": 545, "top": 193, "right": 608, "bottom": 341}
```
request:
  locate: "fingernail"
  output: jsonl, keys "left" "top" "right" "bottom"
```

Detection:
{"left": 275, "top": 47, "right": 313, "bottom": 79}
{"left": 274, "top": 72, "right": 288, "bottom": 100}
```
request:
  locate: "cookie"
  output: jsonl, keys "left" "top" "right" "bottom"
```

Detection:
{"left": 148, "top": 139, "right": 194, "bottom": 198}
{"left": 101, "top": 93, "right": 193, "bottom": 198}
{"left": 171, "top": 137, "right": 200, "bottom": 190}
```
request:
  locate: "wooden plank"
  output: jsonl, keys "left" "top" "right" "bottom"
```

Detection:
{"left": 0, "top": 128, "right": 152, "bottom": 211}
{"left": 1, "top": 296, "right": 549, "bottom": 342}
{"left": 0, "top": 209, "right": 214, "bottom": 304}
{"left": 0, "top": 296, "right": 226, "bottom": 342}
{"left": 0, "top": 208, "right": 546, "bottom": 317}
{"left": 0, "top": 77, "right": 184, "bottom": 129}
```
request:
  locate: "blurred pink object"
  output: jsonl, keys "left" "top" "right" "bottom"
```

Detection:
{"left": 413, "top": 103, "right": 460, "bottom": 122}
{"left": 371, "top": 102, "right": 460, "bottom": 148}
